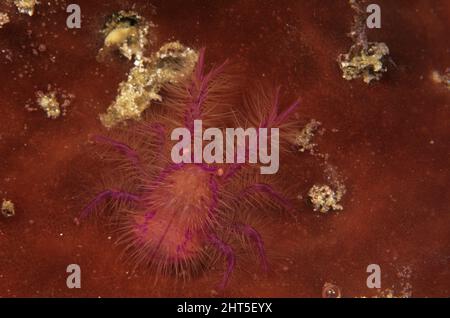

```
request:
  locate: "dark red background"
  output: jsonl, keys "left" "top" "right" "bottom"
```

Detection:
{"left": 0, "top": 0, "right": 449, "bottom": 297}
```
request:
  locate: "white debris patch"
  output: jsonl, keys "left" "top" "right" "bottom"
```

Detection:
{"left": 14, "top": 0, "right": 37, "bottom": 16}
{"left": 311, "top": 164, "right": 347, "bottom": 213}
{"left": 308, "top": 184, "right": 344, "bottom": 213}
{"left": 295, "top": 119, "right": 323, "bottom": 153}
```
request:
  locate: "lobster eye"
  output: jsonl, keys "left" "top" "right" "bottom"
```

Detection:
{"left": 216, "top": 168, "right": 224, "bottom": 177}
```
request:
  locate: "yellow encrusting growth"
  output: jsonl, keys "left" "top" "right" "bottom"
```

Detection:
{"left": 338, "top": 0, "right": 390, "bottom": 84}
{"left": 0, "top": 12, "right": 10, "bottom": 28}
{"left": 100, "top": 42, "right": 198, "bottom": 128}
{"left": 99, "top": 10, "right": 152, "bottom": 61}
{"left": 295, "top": 119, "right": 322, "bottom": 153}
{"left": 36, "top": 90, "right": 61, "bottom": 119}
{"left": 338, "top": 42, "right": 390, "bottom": 84}
{"left": 98, "top": 11, "right": 199, "bottom": 128}
{"left": 14, "top": 0, "right": 37, "bottom": 16}
{"left": 1, "top": 199, "right": 15, "bottom": 218}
